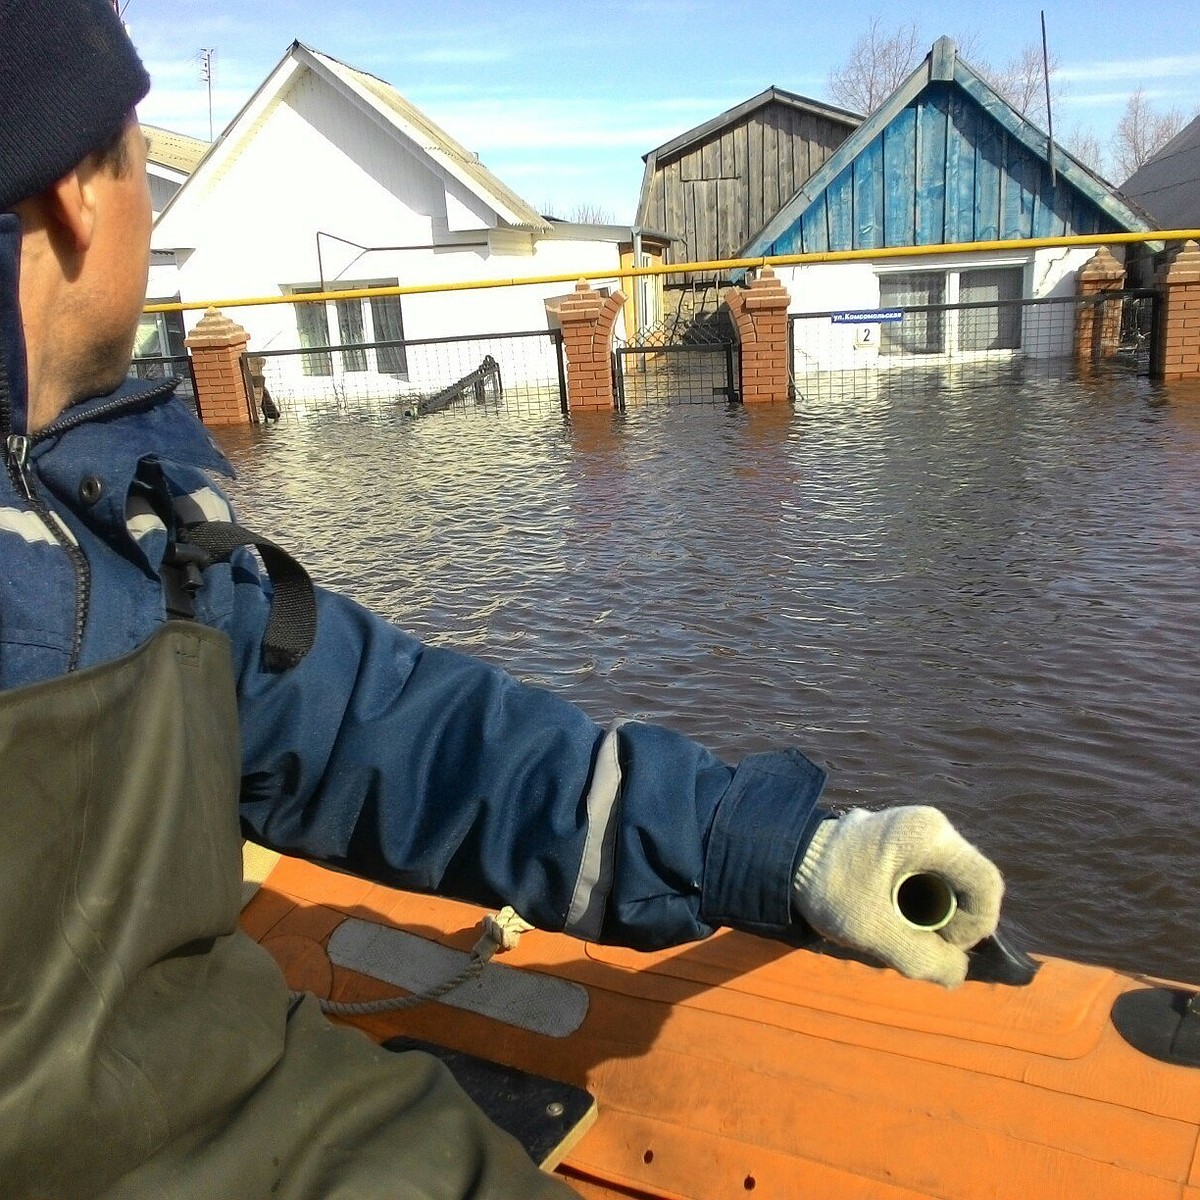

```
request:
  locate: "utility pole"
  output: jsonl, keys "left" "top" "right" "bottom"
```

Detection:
{"left": 199, "top": 47, "right": 216, "bottom": 142}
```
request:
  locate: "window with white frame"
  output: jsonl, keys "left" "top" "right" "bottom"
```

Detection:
{"left": 290, "top": 283, "right": 408, "bottom": 379}
{"left": 878, "top": 265, "right": 1025, "bottom": 357}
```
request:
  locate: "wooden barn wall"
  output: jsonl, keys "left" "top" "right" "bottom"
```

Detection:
{"left": 642, "top": 102, "right": 851, "bottom": 273}
{"left": 765, "top": 82, "right": 1119, "bottom": 257}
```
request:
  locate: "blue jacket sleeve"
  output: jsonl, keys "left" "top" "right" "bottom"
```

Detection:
{"left": 211, "top": 555, "right": 827, "bottom": 951}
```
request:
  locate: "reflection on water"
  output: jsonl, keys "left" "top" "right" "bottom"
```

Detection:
{"left": 216, "top": 372, "right": 1200, "bottom": 983}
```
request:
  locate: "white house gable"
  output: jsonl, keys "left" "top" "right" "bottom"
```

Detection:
{"left": 147, "top": 40, "right": 635, "bottom": 384}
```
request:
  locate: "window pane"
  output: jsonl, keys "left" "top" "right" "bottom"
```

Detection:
{"left": 879, "top": 272, "right": 945, "bottom": 355}
{"left": 335, "top": 299, "right": 368, "bottom": 372}
{"left": 959, "top": 267, "right": 1023, "bottom": 351}
{"left": 294, "top": 291, "right": 332, "bottom": 377}
{"left": 370, "top": 295, "right": 408, "bottom": 377}
{"left": 134, "top": 313, "right": 166, "bottom": 358}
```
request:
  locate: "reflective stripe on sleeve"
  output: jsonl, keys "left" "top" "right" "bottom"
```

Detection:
{"left": 126, "top": 494, "right": 166, "bottom": 542}
{"left": 173, "top": 487, "right": 232, "bottom": 526}
{"left": 564, "top": 722, "right": 625, "bottom": 941}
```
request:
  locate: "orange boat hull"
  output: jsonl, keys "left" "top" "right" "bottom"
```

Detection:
{"left": 242, "top": 855, "right": 1200, "bottom": 1200}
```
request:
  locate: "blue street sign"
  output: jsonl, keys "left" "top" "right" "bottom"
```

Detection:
{"left": 830, "top": 309, "right": 904, "bottom": 324}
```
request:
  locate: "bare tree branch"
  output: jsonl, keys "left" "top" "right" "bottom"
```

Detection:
{"left": 976, "top": 42, "right": 1062, "bottom": 126}
{"left": 1063, "top": 126, "right": 1107, "bottom": 178}
{"left": 1111, "top": 89, "right": 1188, "bottom": 181}
{"left": 540, "top": 201, "right": 617, "bottom": 225}
{"left": 828, "top": 17, "right": 923, "bottom": 114}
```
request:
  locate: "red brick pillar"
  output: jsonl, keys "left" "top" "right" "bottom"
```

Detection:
{"left": 723, "top": 266, "right": 791, "bottom": 404}
{"left": 185, "top": 307, "right": 255, "bottom": 426}
{"left": 559, "top": 280, "right": 626, "bottom": 412}
{"left": 1154, "top": 240, "right": 1200, "bottom": 381}
{"left": 1074, "top": 248, "right": 1126, "bottom": 366}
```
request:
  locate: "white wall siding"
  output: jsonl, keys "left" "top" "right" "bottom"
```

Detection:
{"left": 780, "top": 246, "right": 1106, "bottom": 377}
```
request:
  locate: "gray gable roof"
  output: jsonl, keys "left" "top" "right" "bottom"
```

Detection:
{"left": 641, "top": 87, "right": 860, "bottom": 165}
{"left": 1120, "top": 111, "right": 1200, "bottom": 231}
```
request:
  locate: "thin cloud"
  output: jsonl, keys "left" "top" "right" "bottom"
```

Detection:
{"left": 404, "top": 46, "right": 512, "bottom": 66}
{"left": 1059, "top": 88, "right": 1180, "bottom": 108}
{"left": 1059, "top": 54, "right": 1200, "bottom": 83}
{"left": 419, "top": 101, "right": 713, "bottom": 153}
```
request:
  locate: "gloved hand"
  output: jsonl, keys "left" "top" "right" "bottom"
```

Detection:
{"left": 792, "top": 806, "right": 1004, "bottom": 987}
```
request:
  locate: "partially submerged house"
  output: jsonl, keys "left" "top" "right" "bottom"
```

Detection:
{"left": 151, "top": 42, "right": 667, "bottom": 403}
{"left": 636, "top": 87, "right": 860, "bottom": 306}
{"left": 734, "top": 37, "right": 1154, "bottom": 374}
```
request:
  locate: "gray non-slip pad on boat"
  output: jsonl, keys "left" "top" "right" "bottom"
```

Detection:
{"left": 327, "top": 917, "right": 590, "bottom": 1038}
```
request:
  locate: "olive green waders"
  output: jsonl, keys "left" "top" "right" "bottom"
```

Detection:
{"left": 0, "top": 623, "right": 574, "bottom": 1199}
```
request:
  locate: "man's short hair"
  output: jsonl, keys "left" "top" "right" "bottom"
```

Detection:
{"left": 0, "top": 0, "right": 149, "bottom": 211}
{"left": 92, "top": 121, "right": 134, "bottom": 179}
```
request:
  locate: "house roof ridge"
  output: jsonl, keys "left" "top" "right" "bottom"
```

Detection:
{"left": 303, "top": 45, "right": 550, "bottom": 232}
{"left": 643, "top": 85, "right": 862, "bottom": 164}
{"left": 738, "top": 34, "right": 1152, "bottom": 259}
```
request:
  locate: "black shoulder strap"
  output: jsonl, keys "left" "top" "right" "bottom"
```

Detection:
{"left": 162, "top": 520, "right": 317, "bottom": 671}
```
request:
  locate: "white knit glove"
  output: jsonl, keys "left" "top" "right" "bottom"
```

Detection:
{"left": 792, "top": 807, "right": 1004, "bottom": 987}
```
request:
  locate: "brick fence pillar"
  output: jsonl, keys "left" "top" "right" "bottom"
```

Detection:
{"left": 558, "top": 280, "right": 626, "bottom": 412}
{"left": 1154, "top": 240, "right": 1200, "bottom": 381}
{"left": 723, "top": 266, "right": 791, "bottom": 404}
{"left": 185, "top": 307, "right": 255, "bottom": 426}
{"left": 1074, "top": 248, "right": 1126, "bottom": 366}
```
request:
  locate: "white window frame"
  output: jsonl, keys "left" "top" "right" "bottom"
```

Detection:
{"left": 287, "top": 280, "right": 408, "bottom": 380}
{"left": 876, "top": 258, "right": 1030, "bottom": 365}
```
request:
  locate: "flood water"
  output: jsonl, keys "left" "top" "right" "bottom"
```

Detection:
{"left": 216, "top": 370, "right": 1200, "bottom": 984}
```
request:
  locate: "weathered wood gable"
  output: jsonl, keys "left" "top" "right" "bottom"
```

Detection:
{"left": 636, "top": 89, "right": 860, "bottom": 270}
{"left": 743, "top": 39, "right": 1151, "bottom": 259}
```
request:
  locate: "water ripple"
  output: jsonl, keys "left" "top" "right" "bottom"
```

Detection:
{"left": 217, "top": 375, "right": 1200, "bottom": 982}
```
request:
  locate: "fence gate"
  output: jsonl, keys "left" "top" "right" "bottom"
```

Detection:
{"left": 613, "top": 309, "right": 739, "bottom": 408}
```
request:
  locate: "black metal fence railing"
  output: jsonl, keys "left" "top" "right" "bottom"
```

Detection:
{"left": 247, "top": 329, "right": 567, "bottom": 420}
{"left": 127, "top": 354, "right": 199, "bottom": 416}
{"left": 612, "top": 308, "right": 740, "bottom": 407}
{"left": 787, "top": 290, "right": 1158, "bottom": 402}
{"left": 613, "top": 342, "right": 740, "bottom": 408}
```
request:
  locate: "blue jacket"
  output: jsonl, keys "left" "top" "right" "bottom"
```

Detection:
{"left": 0, "top": 213, "right": 826, "bottom": 949}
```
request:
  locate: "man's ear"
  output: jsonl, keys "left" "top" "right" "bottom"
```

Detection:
{"left": 40, "top": 167, "right": 99, "bottom": 255}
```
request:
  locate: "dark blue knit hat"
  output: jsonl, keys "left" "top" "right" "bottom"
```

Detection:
{"left": 0, "top": 0, "right": 150, "bottom": 211}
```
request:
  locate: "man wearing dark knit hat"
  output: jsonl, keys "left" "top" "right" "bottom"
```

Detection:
{"left": 0, "top": 1, "right": 1004, "bottom": 1197}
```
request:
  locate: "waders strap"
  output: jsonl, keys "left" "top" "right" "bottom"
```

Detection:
{"left": 164, "top": 520, "right": 317, "bottom": 671}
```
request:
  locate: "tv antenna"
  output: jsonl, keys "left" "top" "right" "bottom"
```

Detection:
{"left": 199, "top": 47, "right": 216, "bottom": 141}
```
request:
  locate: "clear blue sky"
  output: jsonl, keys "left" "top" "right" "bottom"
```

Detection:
{"left": 127, "top": 0, "right": 1200, "bottom": 223}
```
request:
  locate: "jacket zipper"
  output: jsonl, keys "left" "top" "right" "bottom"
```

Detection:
{"left": 5, "top": 432, "right": 91, "bottom": 672}
{"left": 2, "top": 380, "right": 177, "bottom": 672}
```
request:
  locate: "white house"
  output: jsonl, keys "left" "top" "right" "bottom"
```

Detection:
{"left": 143, "top": 123, "right": 209, "bottom": 218}
{"left": 151, "top": 42, "right": 667, "bottom": 408}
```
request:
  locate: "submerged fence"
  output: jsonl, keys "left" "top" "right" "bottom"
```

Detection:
{"left": 132, "top": 232, "right": 1200, "bottom": 423}
{"left": 248, "top": 329, "right": 567, "bottom": 421}
{"left": 787, "top": 289, "right": 1159, "bottom": 402}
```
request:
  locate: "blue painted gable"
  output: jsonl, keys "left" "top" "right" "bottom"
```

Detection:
{"left": 744, "top": 41, "right": 1149, "bottom": 259}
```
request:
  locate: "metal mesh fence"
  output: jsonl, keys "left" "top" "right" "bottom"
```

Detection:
{"left": 614, "top": 345, "right": 739, "bottom": 407}
{"left": 249, "top": 329, "right": 566, "bottom": 420}
{"left": 613, "top": 309, "right": 739, "bottom": 407}
{"left": 788, "top": 291, "right": 1156, "bottom": 402}
{"left": 127, "top": 354, "right": 199, "bottom": 416}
